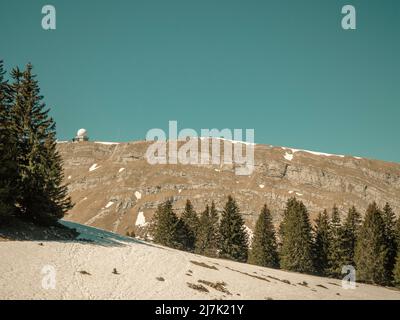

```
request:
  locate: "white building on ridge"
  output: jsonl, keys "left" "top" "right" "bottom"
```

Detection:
{"left": 73, "top": 128, "right": 89, "bottom": 142}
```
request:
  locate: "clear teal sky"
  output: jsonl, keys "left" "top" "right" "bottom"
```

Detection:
{"left": 1, "top": 0, "right": 399, "bottom": 162}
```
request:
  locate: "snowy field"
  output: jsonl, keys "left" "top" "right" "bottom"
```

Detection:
{"left": 0, "top": 221, "right": 399, "bottom": 300}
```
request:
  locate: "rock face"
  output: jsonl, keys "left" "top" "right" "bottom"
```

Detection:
{"left": 58, "top": 140, "right": 400, "bottom": 237}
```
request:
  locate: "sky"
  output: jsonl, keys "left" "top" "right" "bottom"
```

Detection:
{"left": 1, "top": 0, "right": 399, "bottom": 162}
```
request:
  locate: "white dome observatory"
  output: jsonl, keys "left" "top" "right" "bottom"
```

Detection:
{"left": 73, "top": 128, "right": 89, "bottom": 142}
{"left": 77, "top": 128, "right": 87, "bottom": 138}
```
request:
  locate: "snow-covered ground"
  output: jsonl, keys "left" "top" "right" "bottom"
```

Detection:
{"left": 94, "top": 141, "right": 120, "bottom": 145}
{"left": 0, "top": 221, "right": 399, "bottom": 300}
{"left": 281, "top": 147, "right": 345, "bottom": 159}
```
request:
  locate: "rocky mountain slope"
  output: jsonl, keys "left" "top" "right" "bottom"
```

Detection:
{"left": 1, "top": 221, "right": 399, "bottom": 300}
{"left": 57, "top": 140, "right": 400, "bottom": 237}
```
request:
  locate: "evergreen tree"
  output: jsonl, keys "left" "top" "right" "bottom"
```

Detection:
{"left": 9, "top": 64, "right": 72, "bottom": 224}
{"left": 219, "top": 196, "right": 248, "bottom": 262}
{"left": 208, "top": 201, "right": 220, "bottom": 254}
{"left": 180, "top": 199, "right": 200, "bottom": 251}
{"left": 195, "top": 202, "right": 219, "bottom": 257}
{"left": 355, "top": 202, "right": 390, "bottom": 285}
{"left": 175, "top": 217, "right": 192, "bottom": 251}
{"left": 382, "top": 202, "right": 397, "bottom": 280}
{"left": 279, "top": 197, "right": 314, "bottom": 274}
{"left": 152, "top": 199, "right": 182, "bottom": 249}
{"left": 327, "top": 205, "right": 346, "bottom": 278}
{"left": 195, "top": 204, "right": 210, "bottom": 255}
{"left": 341, "top": 206, "right": 361, "bottom": 267}
{"left": 0, "top": 60, "right": 18, "bottom": 222}
{"left": 248, "top": 204, "right": 279, "bottom": 268}
{"left": 396, "top": 217, "right": 400, "bottom": 249}
{"left": 313, "top": 210, "right": 331, "bottom": 275}
{"left": 394, "top": 251, "right": 400, "bottom": 288}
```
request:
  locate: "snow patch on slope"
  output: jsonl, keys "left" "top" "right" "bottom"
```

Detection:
{"left": 135, "top": 191, "right": 142, "bottom": 200}
{"left": 282, "top": 147, "right": 345, "bottom": 158}
{"left": 135, "top": 212, "right": 146, "bottom": 227}
{"left": 199, "top": 136, "right": 255, "bottom": 146}
{"left": 94, "top": 141, "right": 120, "bottom": 145}
{"left": 284, "top": 152, "right": 294, "bottom": 161}
{"left": 288, "top": 190, "right": 303, "bottom": 196}
{"left": 105, "top": 201, "right": 114, "bottom": 209}
{"left": 89, "top": 163, "right": 100, "bottom": 172}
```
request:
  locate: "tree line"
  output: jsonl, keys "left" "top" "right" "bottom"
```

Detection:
{"left": 0, "top": 60, "right": 71, "bottom": 225}
{"left": 151, "top": 196, "right": 400, "bottom": 287}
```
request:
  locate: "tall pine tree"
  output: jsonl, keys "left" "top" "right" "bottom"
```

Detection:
{"left": 195, "top": 204, "right": 210, "bottom": 255}
{"left": 313, "top": 209, "right": 331, "bottom": 275}
{"left": 279, "top": 198, "right": 314, "bottom": 274}
{"left": 180, "top": 199, "right": 200, "bottom": 251}
{"left": 396, "top": 218, "right": 400, "bottom": 246}
{"left": 327, "top": 205, "right": 346, "bottom": 278}
{"left": 394, "top": 251, "right": 400, "bottom": 288}
{"left": 10, "top": 64, "right": 71, "bottom": 224}
{"left": 248, "top": 204, "right": 279, "bottom": 268}
{"left": 209, "top": 201, "right": 220, "bottom": 250}
{"left": 152, "top": 199, "right": 183, "bottom": 249}
{"left": 219, "top": 196, "right": 248, "bottom": 262}
{"left": 382, "top": 202, "right": 397, "bottom": 280}
{"left": 341, "top": 206, "right": 361, "bottom": 267}
{"left": 0, "top": 60, "right": 18, "bottom": 222}
{"left": 393, "top": 215, "right": 400, "bottom": 287}
{"left": 195, "top": 202, "right": 219, "bottom": 257}
{"left": 355, "top": 202, "right": 390, "bottom": 285}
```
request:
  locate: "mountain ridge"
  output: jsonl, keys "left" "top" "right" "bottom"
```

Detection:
{"left": 57, "top": 140, "right": 400, "bottom": 237}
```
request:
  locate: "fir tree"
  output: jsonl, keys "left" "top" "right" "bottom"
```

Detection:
{"left": 279, "top": 198, "right": 314, "bottom": 274}
{"left": 219, "top": 196, "right": 248, "bottom": 262}
{"left": 382, "top": 202, "right": 397, "bottom": 280}
{"left": 355, "top": 202, "right": 390, "bottom": 285}
{"left": 9, "top": 64, "right": 72, "bottom": 224}
{"left": 195, "top": 202, "right": 219, "bottom": 257}
{"left": 327, "top": 205, "right": 346, "bottom": 278}
{"left": 152, "top": 199, "right": 182, "bottom": 249}
{"left": 175, "top": 217, "right": 192, "bottom": 251}
{"left": 0, "top": 60, "right": 18, "bottom": 222}
{"left": 195, "top": 204, "right": 210, "bottom": 255}
{"left": 396, "top": 217, "right": 400, "bottom": 249}
{"left": 248, "top": 204, "right": 279, "bottom": 268}
{"left": 341, "top": 206, "right": 361, "bottom": 267}
{"left": 208, "top": 201, "right": 220, "bottom": 255}
{"left": 180, "top": 199, "right": 200, "bottom": 251}
{"left": 394, "top": 251, "right": 400, "bottom": 288}
{"left": 313, "top": 210, "right": 331, "bottom": 275}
